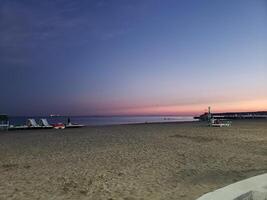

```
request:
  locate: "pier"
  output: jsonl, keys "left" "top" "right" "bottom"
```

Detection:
{"left": 195, "top": 111, "right": 267, "bottom": 120}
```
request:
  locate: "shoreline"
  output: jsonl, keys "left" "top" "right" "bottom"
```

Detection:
{"left": 6, "top": 115, "right": 196, "bottom": 128}
{"left": 4, "top": 120, "right": 199, "bottom": 132}
{"left": 4, "top": 118, "right": 267, "bottom": 132}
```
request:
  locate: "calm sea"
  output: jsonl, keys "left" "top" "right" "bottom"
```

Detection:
{"left": 9, "top": 116, "right": 196, "bottom": 126}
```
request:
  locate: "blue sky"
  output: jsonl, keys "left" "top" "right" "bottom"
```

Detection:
{"left": 0, "top": 0, "right": 266, "bottom": 115}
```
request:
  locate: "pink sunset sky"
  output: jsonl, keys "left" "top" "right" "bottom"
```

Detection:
{"left": 1, "top": 0, "right": 266, "bottom": 116}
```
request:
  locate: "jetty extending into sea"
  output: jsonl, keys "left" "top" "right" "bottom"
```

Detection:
{"left": 195, "top": 111, "right": 267, "bottom": 121}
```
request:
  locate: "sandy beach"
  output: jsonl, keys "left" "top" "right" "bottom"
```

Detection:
{"left": 0, "top": 120, "right": 267, "bottom": 200}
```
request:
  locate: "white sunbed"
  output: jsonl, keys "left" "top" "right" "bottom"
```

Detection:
{"left": 27, "top": 119, "right": 41, "bottom": 128}
{"left": 40, "top": 119, "right": 53, "bottom": 128}
{"left": 209, "top": 119, "right": 231, "bottom": 127}
{"left": 211, "top": 123, "right": 231, "bottom": 127}
{"left": 65, "top": 123, "right": 85, "bottom": 128}
{"left": 9, "top": 125, "right": 29, "bottom": 130}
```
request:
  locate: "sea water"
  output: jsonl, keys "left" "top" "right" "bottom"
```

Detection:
{"left": 9, "top": 116, "right": 196, "bottom": 126}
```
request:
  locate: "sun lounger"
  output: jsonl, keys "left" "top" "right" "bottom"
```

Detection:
{"left": 9, "top": 125, "right": 29, "bottom": 130}
{"left": 65, "top": 117, "right": 84, "bottom": 128}
{"left": 209, "top": 119, "right": 231, "bottom": 127}
{"left": 211, "top": 123, "right": 231, "bottom": 127}
{"left": 27, "top": 119, "right": 41, "bottom": 128}
{"left": 40, "top": 119, "right": 53, "bottom": 128}
{"left": 65, "top": 123, "right": 85, "bottom": 128}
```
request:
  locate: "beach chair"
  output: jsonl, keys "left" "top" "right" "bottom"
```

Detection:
{"left": 40, "top": 119, "right": 53, "bottom": 128}
{"left": 65, "top": 123, "right": 85, "bottom": 128}
{"left": 27, "top": 119, "right": 41, "bottom": 128}
{"left": 65, "top": 117, "right": 84, "bottom": 128}
{"left": 209, "top": 118, "right": 231, "bottom": 127}
{"left": 0, "top": 115, "right": 9, "bottom": 131}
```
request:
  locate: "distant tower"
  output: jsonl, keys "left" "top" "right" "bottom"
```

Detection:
{"left": 208, "top": 106, "right": 212, "bottom": 121}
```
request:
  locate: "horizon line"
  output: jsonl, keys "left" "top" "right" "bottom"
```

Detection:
{"left": 5, "top": 110, "right": 267, "bottom": 118}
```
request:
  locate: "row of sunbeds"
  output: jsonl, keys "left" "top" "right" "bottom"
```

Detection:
{"left": 9, "top": 118, "right": 84, "bottom": 130}
{"left": 209, "top": 118, "right": 231, "bottom": 127}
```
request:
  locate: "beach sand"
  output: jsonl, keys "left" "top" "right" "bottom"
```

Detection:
{"left": 0, "top": 120, "right": 267, "bottom": 200}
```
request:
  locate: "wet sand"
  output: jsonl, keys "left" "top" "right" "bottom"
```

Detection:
{"left": 0, "top": 120, "right": 267, "bottom": 200}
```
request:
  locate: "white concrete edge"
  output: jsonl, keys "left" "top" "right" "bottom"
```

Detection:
{"left": 196, "top": 173, "right": 267, "bottom": 200}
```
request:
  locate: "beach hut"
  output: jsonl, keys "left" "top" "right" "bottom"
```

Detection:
{"left": 0, "top": 115, "right": 9, "bottom": 130}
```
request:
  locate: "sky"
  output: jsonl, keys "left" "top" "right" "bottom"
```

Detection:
{"left": 0, "top": 0, "right": 266, "bottom": 116}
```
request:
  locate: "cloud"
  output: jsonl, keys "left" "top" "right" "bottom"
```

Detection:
{"left": 0, "top": 0, "right": 150, "bottom": 67}
{"left": 0, "top": 0, "right": 132, "bottom": 46}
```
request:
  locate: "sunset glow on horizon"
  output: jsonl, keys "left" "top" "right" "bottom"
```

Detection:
{"left": 67, "top": 98, "right": 267, "bottom": 116}
{"left": 0, "top": 0, "right": 266, "bottom": 116}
